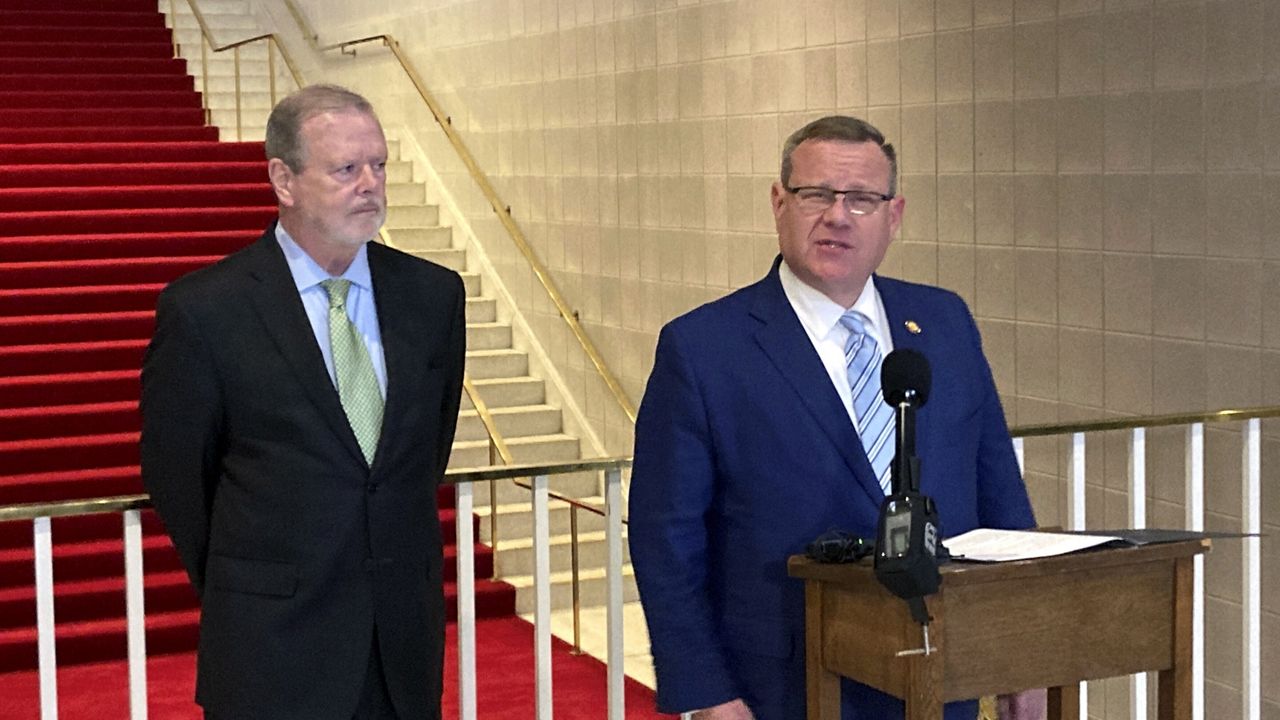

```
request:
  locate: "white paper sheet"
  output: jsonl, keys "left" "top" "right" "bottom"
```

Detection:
{"left": 945, "top": 528, "right": 1119, "bottom": 562}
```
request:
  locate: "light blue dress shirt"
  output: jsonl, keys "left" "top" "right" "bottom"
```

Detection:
{"left": 274, "top": 225, "right": 387, "bottom": 399}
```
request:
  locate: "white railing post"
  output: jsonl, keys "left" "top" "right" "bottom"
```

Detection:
{"left": 1241, "top": 419, "right": 1261, "bottom": 720}
{"left": 123, "top": 510, "right": 148, "bottom": 720}
{"left": 1067, "top": 432, "right": 1086, "bottom": 532}
{"left": 1066, "top": 432, "right": 1086, "bottom": 720}
{"left": 604, "top": 468, "right": 624, "bottom": 720}
{"left": 454, "top": 481, "right": 477, "bottom": 720}
{"left": 1012, "top": 436, "right": 1025, "bottom": 476}
{"left": 1185, "top": 423, "right": 1204, "bottom": 720}
{"left": 532, "top": 474, "right": 553, "bottom": 720}
{"left": 1128, "top": 428, "right": 1147, "bottom": 720}
{"left": 33, "top": 516, "right": 57, "bottom": 720}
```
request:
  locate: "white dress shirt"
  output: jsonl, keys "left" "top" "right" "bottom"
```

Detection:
{"left": 275, "top": 225, "right": 388, "bottom": 398}
{"left": 778, "top": 260, "right": 894, "bottom": 429}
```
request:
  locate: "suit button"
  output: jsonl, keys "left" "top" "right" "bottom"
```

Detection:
{"left": 366, "top": 482, "right": 378, "bottom": 494}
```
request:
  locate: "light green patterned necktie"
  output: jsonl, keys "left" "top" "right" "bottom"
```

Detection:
{"left": 321, "top": 279, "right": 384, "bottom": 465}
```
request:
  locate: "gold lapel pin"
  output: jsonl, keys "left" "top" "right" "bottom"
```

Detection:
{"left": 905, "top": 320, "right": 922, "bottom": 335}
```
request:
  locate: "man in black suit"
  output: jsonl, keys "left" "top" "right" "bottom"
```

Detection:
{"left": 141, "top": 84, "right": 465, "bottom": 720}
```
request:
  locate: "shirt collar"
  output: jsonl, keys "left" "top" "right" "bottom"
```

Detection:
{"left": 274, "top": 223, "right": 373, "bottom": 292}
{"left": 779, "top": 259, "right": 880, "bottom": 342}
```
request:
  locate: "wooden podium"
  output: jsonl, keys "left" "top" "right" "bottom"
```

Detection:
{"left": 787, "top": 539, "right": 1209, "bottom": 720}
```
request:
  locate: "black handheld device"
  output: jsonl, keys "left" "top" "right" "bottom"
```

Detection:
{"left": 873, "top": 349, "right": 941, "bottom": 626}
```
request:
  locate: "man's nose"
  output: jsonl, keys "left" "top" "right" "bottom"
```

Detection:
{"left": 355, "top": 164, "right": 379, "bottom": 193}
{"left": 821, "top": 194, "right": 852, "bottom": 226}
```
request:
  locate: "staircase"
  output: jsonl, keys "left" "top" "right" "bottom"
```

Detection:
{"left": 165, "top": 0, "right": 291, "bottom": 143}
{"left": 164, "top": 0, "right": 640, "bottom": 629}
{"left": 0, "top": 0, "right": 515, "bottom": 674}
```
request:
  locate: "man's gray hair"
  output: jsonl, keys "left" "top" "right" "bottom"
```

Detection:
{"left": 265, "top": 84, "right": 376, "bottom": 171}
{"left": 780, "top": 115, "right": 898, "bottom": 196}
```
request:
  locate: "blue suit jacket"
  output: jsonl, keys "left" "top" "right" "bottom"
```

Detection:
{"left": 628, "top": 260, "right": 1035, "bottom": 719}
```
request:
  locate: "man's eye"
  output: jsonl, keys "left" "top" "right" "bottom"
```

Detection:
{"left": 798, "top": 189, "right": 832, "bottom": 201}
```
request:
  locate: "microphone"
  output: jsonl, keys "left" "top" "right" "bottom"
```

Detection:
{"left": 881, "top": 350, "right": 930, "bottom": 494}
{"left": 874, "top": 349, "right": 941, "bottom": 626}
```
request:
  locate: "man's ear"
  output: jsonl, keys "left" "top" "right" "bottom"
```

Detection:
{"left": 267, "top": 158, "right": 294, "bottom": 207}
{"left": 770, "top": 181, "right": 786, "bottom": 223}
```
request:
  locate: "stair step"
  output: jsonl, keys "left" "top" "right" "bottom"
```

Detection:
{"left": 0, "top": 230, "right": 258, "bottom": 262}
{"left": 0, "top": 284, "right": 163, "bottom": 316}
{"left": 0, "top": 431, "right": 140, "bottom": 476}
{"left": 0, "top": 370, "right": 139, "bottom": 409}
{"left": 0, "top": 507, "right": 158, "bottom": 549}
{"left": 455, "top": 404, "right": 562, "bottom": 443}
{"left": 0, "top": 40, "right": 174, "bottom": 60}
{"left": 0, "top": 465, "right": 141, "bottom": 506}
{"left": 386, "top": 183, "right": 425, "bottom": 205}
{"left": 0, "top": 183, "right": 275, "bottom": 213}
{"left": 0, "top": 57, "right": 182, "bottom": 74}
{"left": 0, "top": 161, "right": 266, "bottom": 189}
{"left": 464, "top": 348, "right": 528, "bottom": 379}
{"left": 0, "top": 206, "right": 277, "bottom": 237}
{"left": 0, "top": 607, "right": 201, "bottom": 673}
{"left": 385, "top": 204, "right": 439, "bottom": 228}
{"left": 465, "top": 297, "right": 497, "bottom": 323}
{"left": 0, "top": 534, "right": 179, "bottom": 590}
{"left": 0, "top": 73, "right": 192, "bottom": 93}
{"left": 0, "top": 310, "right": 154, "bottom": 344}
{"left": 0, "top": 126, "right": 219, "bottom": 144}
{"left": 0, "top": 401, "right": 139, "bottom": 441}
{"left": 465, "top": 322, "right": 512, "bottom": 351}
{"left": 0, "top": 339, "right": 146, "bottom": 376}
{"left": 507, "top": 565, "right": 639, "bottom": 615}
{"left": 389, "top": 225, "right": 453, "bottom": 251}
{"left": 0, "top": 256, "right": 220, "bottom": 288}
{"left": 491, "top": 530, "right": 632, "bottom": 578}
{"left": 0, "top": 9, "right": 164, "bottom": 27}
{"left": 0, "top": 107, "right": 204, "bottom": 128}
{"left": 461, "top": 377, "right": 545, "bottom": 409}
{"left": 0, "top": 141, "right": 264, "bottom": 165}
{"left": 0, "top": 569, "right": 197, "bottom": 630}
{"left": 1, "top": 89, "right": 201, "bottom": 110}
{"left": 449, "top": 433, "right": 579, "bottom": 469}
{"left": 417, "top": 248, "right": 466, "bottom": 272}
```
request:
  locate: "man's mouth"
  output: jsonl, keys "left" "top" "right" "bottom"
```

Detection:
{"left": 815, "top": 239, "right": 851, "bottom": 249}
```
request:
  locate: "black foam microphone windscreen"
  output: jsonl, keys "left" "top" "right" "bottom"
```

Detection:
{"left": 881, "top": 349, "right": 931, "bottom": 407}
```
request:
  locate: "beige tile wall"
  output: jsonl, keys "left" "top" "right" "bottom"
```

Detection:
{"left": 287, "top": 1, "right": 1277, "bottom": 715}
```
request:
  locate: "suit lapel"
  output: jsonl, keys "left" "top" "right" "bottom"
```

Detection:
{"left": 750, "top": 261, "right": 885, "bottom": 507}
{"left": 245, "top": 229, "right": 367, "bottom": 468}
{"left": 876, "top": 276, "right": 936, "bottom": 482}
{"left": 367, "top": 243, "right": 414, "bottom": 471}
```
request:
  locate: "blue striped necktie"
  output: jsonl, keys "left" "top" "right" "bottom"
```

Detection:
{"left": 840, "top": 310, "right": 894, "bottom": 495}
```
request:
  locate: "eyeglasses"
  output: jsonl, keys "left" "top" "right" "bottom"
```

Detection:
{"left": 784, "top": 185, "right": 894, "bottom": 216}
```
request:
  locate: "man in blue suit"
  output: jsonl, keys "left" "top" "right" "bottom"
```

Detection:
{"left": 628, "top": 116, "right": 1040, "bottom": 719}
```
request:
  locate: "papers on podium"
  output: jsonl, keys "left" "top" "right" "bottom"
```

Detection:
{"left": 945, "top": 527, "right": 1229, "bottom": 562}
{"left": 945, "top": 528, "right": 1115, "bottom": 562}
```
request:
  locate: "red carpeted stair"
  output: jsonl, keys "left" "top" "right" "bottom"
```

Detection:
{"left": 0, "top": 0, "right": 516, "bottom": 682}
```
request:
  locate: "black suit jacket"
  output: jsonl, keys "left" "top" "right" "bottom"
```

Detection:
{"left": 141, "top": 225, "right": 466, "bottom": 720}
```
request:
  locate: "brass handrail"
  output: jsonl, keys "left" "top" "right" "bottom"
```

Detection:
{"left": 276, "top": 0, "right": 637, "bottom": 424}
{"left": 171, "top": 0, "right": 304, "bottom": 140}
{"left": 0, "top": 457, "right": 632, "bottom": 524}
{"left": 1011, "top": 404, "right": 1280, "bottom": 438}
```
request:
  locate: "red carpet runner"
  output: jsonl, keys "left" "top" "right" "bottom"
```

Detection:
{"left": 0, "top": 0, "right": 558, "bottom": 705}
{"left": 3, "top": 618, "right": 671, "bottom": 719}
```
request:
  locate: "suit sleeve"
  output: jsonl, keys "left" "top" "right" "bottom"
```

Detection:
{"left": 140, "top": 287, "right": 224, "bottom": 596}
{"left": 628, "top": 323, "right": 739, "bottom": 713}
{"left": 962, "top": 307, "right": 1036, "bottom": 530}
{"left": 433, "top": 274, "right": 466, "bottom": 479}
